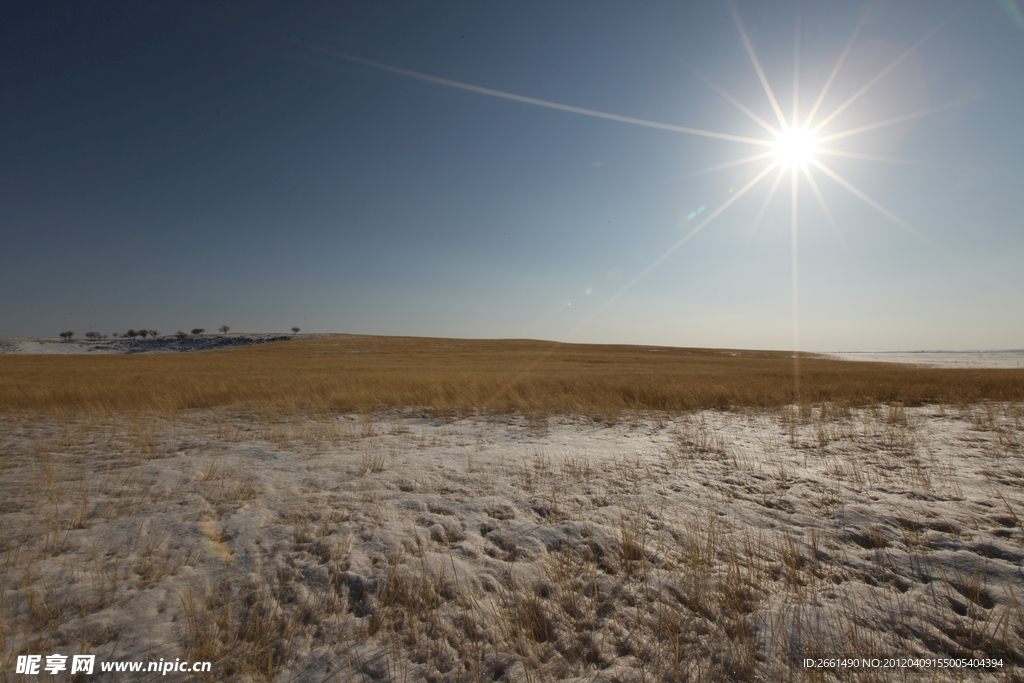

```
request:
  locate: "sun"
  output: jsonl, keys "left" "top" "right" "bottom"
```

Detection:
{"left": 323, "top": 0, "right": 954, "bottom": 356}
{"left": 773, "top": 127, "right": 817, "bottom": 168}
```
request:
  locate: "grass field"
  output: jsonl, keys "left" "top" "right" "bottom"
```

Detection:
{"left": 2, "top": 334, "right": 1023, "bottom": 417}
{"left": 2, "top": 335, "right": 1023, "bottom": 682}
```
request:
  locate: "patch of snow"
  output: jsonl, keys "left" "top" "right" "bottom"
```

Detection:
{"left": 0, "top": 334, "right": 295, "bottom": 355}
{"left": 828, "top": 350, "right": 1024, "bottom": 369}
{"left": 3, "top": 406, "right": 1022, "bottom": 680}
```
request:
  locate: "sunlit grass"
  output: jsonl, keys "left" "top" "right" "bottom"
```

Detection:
{"left": 2, "top": 335, "right": 1022, "bottom": 418}
{"left": 2, "top": 401, "right": 1021, "bottom": 681}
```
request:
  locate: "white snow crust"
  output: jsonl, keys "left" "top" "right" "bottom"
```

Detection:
{"left": 2, "top": 405, "right": 1022, "bottom": 681}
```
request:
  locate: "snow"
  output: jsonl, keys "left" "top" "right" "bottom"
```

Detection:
{"left": 2, "top": 405, "right": 1022, "bottom": 680}
{"left": 3, "top": 335, "right": 1022, "bottom": 679}
{"left": 0, "top": 334, "right": 295, "bottom": 354}
{"left": 826, "top": 351, "right": 1024, "bottom": 369}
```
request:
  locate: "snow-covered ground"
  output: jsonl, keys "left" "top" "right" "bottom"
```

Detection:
{"left": 2, "top": 406, "right": 1022, "bottom": 681}
{"left": 826, "top": 351, "right": 1024, "bottom": 369}
{"left": 0, "top": 334, "right": 295, "bottom": 354}
{"left": 3, "top": 339, "right": 1022, "bottom": 677}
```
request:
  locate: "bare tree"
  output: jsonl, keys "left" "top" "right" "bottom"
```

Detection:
{"left": 149, "top": 329, "right": 159, "bottom": 338}
{"left": 191, "top": 328, "right": 205, "bottom": 336}
{"left": 176, "top": 331, "right": 188, "bottom": 341}
{"left": 219, "top": 325, "right": 230, "bottom": 334}
{"left": 60, "top": 331, "right": 74, "bottom": 342}
{"left": 139, "top": 329, "right": 149, "bottom": 340}
{"left": 127, "top": 329, "right": 137, "bottom": 340}
{"left": 291, "top": 327, "right": 300, "bottom": 334}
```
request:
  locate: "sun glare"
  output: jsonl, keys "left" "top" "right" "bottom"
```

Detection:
{"left": 774, "top": 127, "right": 817, "bottom": 168}
{"left": 326, "top": 1, "right": 958, "bottom": 358}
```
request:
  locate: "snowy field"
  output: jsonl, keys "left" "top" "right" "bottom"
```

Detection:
{"left": 2, "top": 404, "right": 1022, "bottom": 681}
{"left": 827, "top": 352, "right": 1024, "bottom": 370}
{"left": 2, "top": 336, "right": 1023, "bottom": 681}
{"left": 0, "top": 334, "right": 294, "bottom": 355}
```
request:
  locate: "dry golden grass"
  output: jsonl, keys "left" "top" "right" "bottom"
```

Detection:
{"left": 2, "top": 398, "right": 1023, "bottom": 681}
{"left": 3, "top": 336, "right": 1023, "bottom": 681}
{"left": 2, "top": 335, "right": 1022, "bottom": 417}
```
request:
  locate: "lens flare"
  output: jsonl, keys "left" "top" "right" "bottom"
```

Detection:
{"left": 316, "top": 1, "right": 964, "bottom": 358}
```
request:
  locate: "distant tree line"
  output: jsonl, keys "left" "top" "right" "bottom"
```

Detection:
{"left": 117, "top": 329, "right": 160, "bottom": 340}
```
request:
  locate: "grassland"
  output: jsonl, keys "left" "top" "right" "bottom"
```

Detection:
{"left": 2, "top": 334, "right": 1022, "bottom": 416}
{"left": 1, "top": 335, "right": 1023, "bottom": 682}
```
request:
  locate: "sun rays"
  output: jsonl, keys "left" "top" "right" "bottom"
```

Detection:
{"left": 312, "top": 1, "right": 966, "bottom": 354}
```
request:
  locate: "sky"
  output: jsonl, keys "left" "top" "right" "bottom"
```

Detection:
{"left": 3, "top": 1, "right": 1023, "bottom": 351}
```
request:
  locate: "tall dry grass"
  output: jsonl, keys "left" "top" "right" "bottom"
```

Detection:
{"left": 3, "top": 384, "right": 1023, "bottom": 681}
{"left": 2, "top": 335, "right": 1022, "bottom": 417}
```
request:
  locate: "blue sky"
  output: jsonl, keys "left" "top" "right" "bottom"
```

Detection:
{"left": 3, "top": 1, "right": 1023, "bottom": 351}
